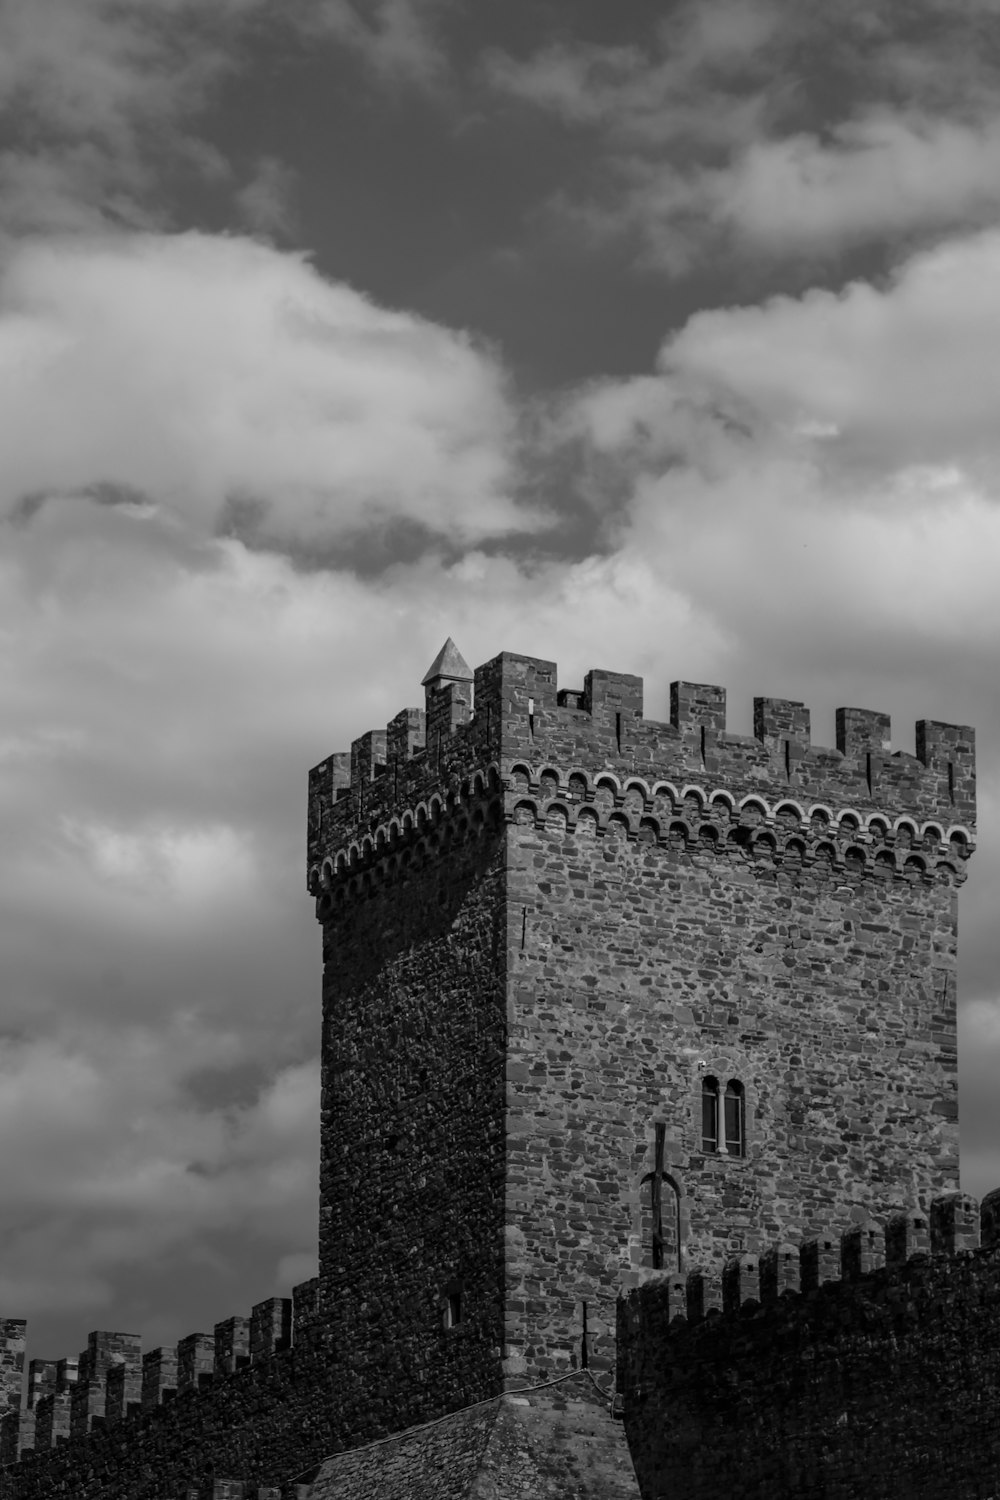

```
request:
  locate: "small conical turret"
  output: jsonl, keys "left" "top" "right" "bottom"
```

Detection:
{"left": 421, "top": 637, "right": 473, "bottom": 692}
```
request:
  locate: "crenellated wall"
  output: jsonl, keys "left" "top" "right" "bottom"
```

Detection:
{"left": 618, "top": 1189, "right": 1000, "bottom": 1500}
{"left": 0, "top": 1280, "right": 344, "bottom": 1499}
{"left": 307, "top": 652, "right": 975, "bottom": 894}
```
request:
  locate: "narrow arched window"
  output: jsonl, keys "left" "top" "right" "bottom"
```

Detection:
{"left": 700, "top": 1075, "right": 747, "bottom": 1158}
{"left": 701, "top": 1075, "right": 720, "bottom": 1153}
{"left": 724, "top": 1080, "right": 745, "bottom": 1156}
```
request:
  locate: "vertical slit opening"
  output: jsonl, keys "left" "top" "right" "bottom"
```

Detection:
{"left": 520, "top": 907, "right": 527, "bottom": 950}
{"left": 948, "top": 761, "right": 955, "bottom": 803}
{"left": 615, "top": 712, "right": 622, "bottom": 753}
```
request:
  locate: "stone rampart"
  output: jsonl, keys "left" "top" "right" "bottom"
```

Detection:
{"left": 0, "top": 1279, "right": 354, "bottom": 1499}
{"left": 618, "top": 1188, "right": 1000, "bottom": 1499}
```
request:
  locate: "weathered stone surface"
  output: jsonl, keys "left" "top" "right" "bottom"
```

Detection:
{"left": 306, "top": 1373, "right": 638, "bottom": 1500}
{"left": 619, "top": 1219, "right": 1000, "bottom": 1499}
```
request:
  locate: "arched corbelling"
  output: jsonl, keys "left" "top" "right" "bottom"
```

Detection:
{"left": 946, "top": 825, "right": 973, "bottom": 847}
{"left": 576, "top": 806, "right": 599, "bottom": 834}
{"left": 388, "top": 817, "right": 402, "bottom": 840}
{"left": 374, "top": 828, "right": 387, "bottom": 849}
{"left": 807, "top": 803, "right": 835, "bottom": 824}
{"left": 567, "top": 769, "right": 589, "bottom": 797}
{"left": 935, "top": 860, "right": 959, "bottom": 883}
{"left": 309, "top": 867, "right": 321, "bottom": 894}
{"left": 472, "top": 771, "right": 486, "bottom": 797}
{"left": 843, "top": 844, "right": 868, "bottom": 866}
{"left": 487, "top": 764, "right": 502, "bottom": 791}
{"left": 512, "top": 797, "right": 539, "bottom": 822}
{"left": 709, "top": 788, "right": 734, "bottom": 810}
{"left": 921, "top": 821, "right": 944, "bottom": 842}
{"left": 904, "top": 854, "right": 928, "bottom": 873}
{"left": 865, "top": 813, "right": 889, "bottom": 832}
{"left": 668, "top": 819, "right": 691, "bottom": 843}
{"left": 429, "top": 794, "right": 443, "bottom": 819}
{"left": 606, "top": 811, "right": 631, "bottom": 836}
{"left": 813, "top": 840, "right": 837, "bottom": 861}
{"left": 595, "top": 772, "right": 622, "bottom": 796}
{"left": 544, "top": 800, "right": 571, "bottom": 826}
{"left": 751, "top": 830, "right": 776, "bottom": 848}
{"left": 698, "top": 823, "right": 719, "bottom": 843}
{"left": 638, "top": 816, "right": 661, "bottom": 841}
{"left": 335, "top": 851, "right": 347, "bottom": 873}
{"left": 348, "top": 843, "right": 361, "bottom": 867}
{"left": 874, "top": 848, "right": 896, "bottom": 868}
{"left": 739, "top": 794, "right": 770, "bottom": 817}
{"left": 652, "top": 780, "right": 680, "bottom": 804}
{"left": 893, "top": 816, "right": 918, "bottom": 837}
{"left": 774, "top": 799, "right": 805, "bottom": 823}
{"left": 680, "top": 784, "right": 707, "bottom": 808}
{"left": 624, "top": 777, "right": 652, "bottom": 800}
{"left": 508, "top": 762, "right": 532, "bottom": 786}
{"left": 362, "top": 836, "right": 374, "bottom": 858}
{"left": 783, "top": 837, "right": 806, "bottom": 860}
{"left": 838, "top": 809, "right": 862, "bottom": 829}
{"left": 539, "top": 765, "right": 562, "bottom": 787}
{"left": 320, "top": 859, "right": 333, "bottom": 885}
{"left": 402, "top": 811, "right": 414, "bottom": 832}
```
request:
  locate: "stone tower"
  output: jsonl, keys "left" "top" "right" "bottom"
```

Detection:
{"left": 306, "top": 645, "right": 975, "bottom": 1435}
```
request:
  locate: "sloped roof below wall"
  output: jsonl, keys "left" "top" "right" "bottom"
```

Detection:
{"left": 305, "top": 1371, "right": 640, "bottom": 1500}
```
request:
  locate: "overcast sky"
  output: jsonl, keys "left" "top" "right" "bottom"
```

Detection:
{"left": 2, "top": 0, "right": 999, "bottom": 1363}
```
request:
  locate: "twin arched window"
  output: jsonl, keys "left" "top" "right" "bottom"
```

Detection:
{"left": 701, "top": 1076, "right": 745, "bottom": 1156}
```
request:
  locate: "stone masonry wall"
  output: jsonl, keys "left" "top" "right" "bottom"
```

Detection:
{"left": 316, "top": 809, "right": 508, "bottom": 1436}
{"left": 308, "top": 650, "right": 974, "bottom": 1399}
{"left": 618, "top": 1191, "right": 1000, "bottom": 1500}
{"left": 502, "top": 793, "right": 962, "bottom": 1385}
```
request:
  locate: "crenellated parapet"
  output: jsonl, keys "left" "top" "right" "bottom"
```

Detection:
{"left": 0, "top": 1279, "right": 319, "bottom": 1476}
{"left": 307, "top": 645, "right": 976, "bottom": 897}
{"left": 618, "top": 1189, "right": 988, "bottom": 1358}
{"left": 620, "top": 1190, "right": 1000, "bottom": 1498}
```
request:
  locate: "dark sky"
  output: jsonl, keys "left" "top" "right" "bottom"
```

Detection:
{"left": 1, "top": 0, "right": 999, "bottom": 1363}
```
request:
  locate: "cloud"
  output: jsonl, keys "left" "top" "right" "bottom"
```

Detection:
{"left": 485, "top": 0, "right": 1000, "bottom": 268}
{"left": 310, "top": 0, "right": 451, "bottom": 87}
{"left": 0, "top": 231, "right": 535, "bottom": 552}
{"left": 236, "top": 156, "right": 299, "bottom": 241}
{"left": 0, "top": 0, "right": 451, "bottom": 239}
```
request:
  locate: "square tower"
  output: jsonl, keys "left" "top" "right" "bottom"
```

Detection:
{"left": 307, "top": 645, "right": 975, "bottom": 1434}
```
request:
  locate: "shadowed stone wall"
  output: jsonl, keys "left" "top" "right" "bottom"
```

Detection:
{"left": 618, "top": 1193, "right": 1000, "bottom": 1500}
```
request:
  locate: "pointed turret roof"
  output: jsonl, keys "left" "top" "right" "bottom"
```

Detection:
{"left": 421, "top": 637, "right": 473, "bottom": 686}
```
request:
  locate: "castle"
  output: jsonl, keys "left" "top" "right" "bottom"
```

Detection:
{"left": 0, "top": 640, "right": 995, "bottom": 1498}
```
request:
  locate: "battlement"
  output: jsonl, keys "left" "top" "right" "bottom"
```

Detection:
{"left": 307, "top": 644, "right": 976, "bottom": 888}
{"left": 619, "top": 1188, "right": 1000, "bottom": 1498}
{"left": 0, "top": 1278, "right": 320, "bottom": 1485}
{"left": 619, "top": 1190, "right": 989, "bottom": 1352}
